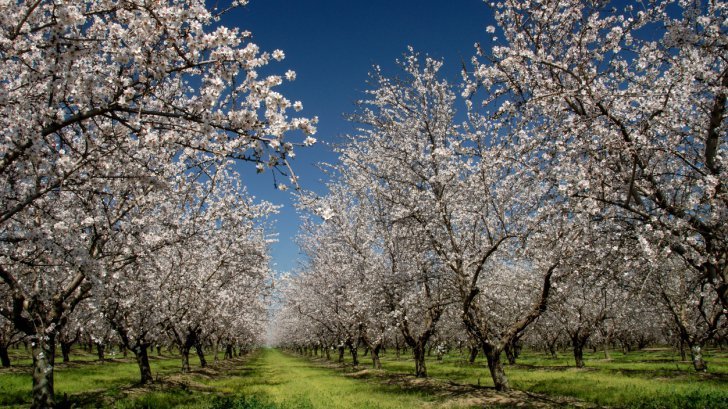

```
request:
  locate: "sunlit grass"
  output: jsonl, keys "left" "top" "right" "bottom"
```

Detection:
{"left": 334, "top": 346, "right": 728, "bottom": 409}
{"left": 2, "top": 344, "right": 726, "bottom": 408}
{"left": 212, "top": 349, "right": 464, "bottom": 409}
{"left": 0, "top": 347, "right": 475, "bottom": 408}
{"left": 0, "top": 346, "right": 209, "bottom": 408}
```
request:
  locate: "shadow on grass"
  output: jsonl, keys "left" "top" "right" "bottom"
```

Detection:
{"left": 292, "top": 353, "right": 598, "bottom": 409}
{"left": 46, "top": 355, "right": 260, "bottom": 409}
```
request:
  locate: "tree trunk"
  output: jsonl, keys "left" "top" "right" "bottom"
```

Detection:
{"left": 504, "top": 343, "right": 516, "bottom": 365}
{"left": 0, "top": 345, "right": 10, "bottom": 367}
{"left": 573, "top": 340, "right": 585, "bottom": 368}
{"left": 30, "top": 334, "right": 56, "bottom": 409}
{"left": 133, "top": 344, "right": 153, "bottom": 384}
{"left": 371, "top": 344, "right": 382, "bottom": 369}
{"left": 547, "top": 338, "right": 558, "bottom": 359}
{"left": 324, "top": 345, "right": 331, "bottom": 360}
{"left": 690, "top": 344, "right": 708, "bottom": 372}
{"left": 337, "top": 345, "right": 345, "bottom": 363}
{"left": 413, "top": 344, "right": 427, "bottom": 378}
{"left": 349, "top": 344, "right": 359, "bottom": 366}
{"left": 61, "top": 341, "right": 72, "bottom": 363}
{"left": 181, "top": 345, "right": 191, "bottom": 372}
{"left": 484, "top": 346, "right": 510, "bottom": 392}
{"left": 678, "top": 340, "right": 687, "bottom": 361}
{"left": 96, "top": 343, "right": 105, "bottom": 361}
{"left": 468, "top": 346, "right": 478, "bottom": 364}
{"left": 195, "top": 342, "right": 207, "bottom": 368}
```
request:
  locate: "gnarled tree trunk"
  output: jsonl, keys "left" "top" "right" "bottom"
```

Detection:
{"left": 348, "top": 343, "right": 359, "bottom": 366}
{"left": 337, "top": 345, "right": 345, "bottom": 363}
{"left": 483, "top": 344, "right": 509, "bottom": 391}
{"left": 690, "top": 344, "right": 707, "bottom": 372}
{"left": 195, "top": 342, "right": 207, "bottom": 368}
{"left": 133, "top": 344, "right": 153, "bottom": 384}
{"left": 30, "top": 333, "right": 56, "bottom": 409}
{"left": 371, "top": 344, "right": 382, "bottom": 369}
{"left": 181, "top": 344, "right": 191, "bottom": 372}
{"left": 413, "top": 343, "right": 427, "bottom": 378}
{"left": 572, "top": 337, "right": 587, "bottom": 368}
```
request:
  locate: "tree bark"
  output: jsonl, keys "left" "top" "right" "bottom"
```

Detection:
{"left": 96, "top": 343, "right": 105, "bottom": 361}
{"left": 690, "top": 344, "right": 708, "bottom": 372}
{"left": 61, "top": 341, "right": 72, "bottom": 363}
{"left": 349, "top": 344, "right": 359, "bottom": 366}
{"left": 371, "top": 344, "right": 382, "bottom": 369}
{"left": 30, "top": 334, "right": 56, "bottom": 409}
{"left": 468, "top": 346, "right": 478, "bottom": 364}
{"left": 337, "top": 345, "right": 345, "bottom": 363}
{"left": 195, "top": 342, "right": 207, "bottom": 368}
{"left": 0, "top": 345, "right": 10, "bottom": 367}
{"left": 483, "top": 345, "right": 510, "bottom": 391}
{"left": 181, "top": 345, "right": 191, "bottom": 372}
{"left": 133, "top": 344, "right": 153, "bottom": 384}
{"left": 413, "top": 343, "right": 427, "bottom": 378}
{"left": 573, "top": 340, "right": 586, "bottom": 368}
{"left": 505, "top": 343, "right": 516, "bottom": 365}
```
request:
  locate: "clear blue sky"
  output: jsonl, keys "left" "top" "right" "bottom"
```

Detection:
{"left": 225, "top": 0, "right": 496, "bottom": 273}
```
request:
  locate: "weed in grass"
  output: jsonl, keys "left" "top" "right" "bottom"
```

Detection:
{"left": 209, "top": 395, "right": 317, "bottom": 409}
{"left": 111, "top": 390, "right": 196, "bottom": 409}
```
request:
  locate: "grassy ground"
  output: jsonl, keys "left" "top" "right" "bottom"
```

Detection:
{"left": 0, "top": 347, "right": 475, "bottom": 409}
{"left": 210, "top": 348, "right": 462, "bottom": 409}
{"left": 326, "top": 346, "right": 728, "bottom": 409}
{"left": 0, "top": 346, "right": 212, "bottom": 408}
{"left": 1, "top": 345, "right": 726, "bottom": 408}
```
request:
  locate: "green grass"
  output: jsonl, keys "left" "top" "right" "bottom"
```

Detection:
{"left": 2, "top": 345, "right": 726, "bottom": 408}
{"left": 330, "top": 346, "right": 728, "bottom": 409}
{"left": 0, "top": 347, "right": 473, "bottom": 409}
{"left": 194, "top": 349, "right": 465, "bottom": 409}
{"left": 0, "top": 346, "right": 213, "bottom": 408}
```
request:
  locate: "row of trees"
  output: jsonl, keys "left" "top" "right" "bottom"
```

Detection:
{"left": 274, "top": 0, "right": 726, "bottom": 392}
{"left": 1, "top": 1, "right": 315, "bottom": 408}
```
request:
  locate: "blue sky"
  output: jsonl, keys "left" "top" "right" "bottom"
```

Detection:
{"left": 224, "top": 0, "right": 496, "bottom": 273}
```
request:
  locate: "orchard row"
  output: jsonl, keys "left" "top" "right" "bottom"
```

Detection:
{"left": 0, "top": 1, "right": 314, "bottom": 408}
{"left": 273, "top": 0, "right": 727, "bottom": 393}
